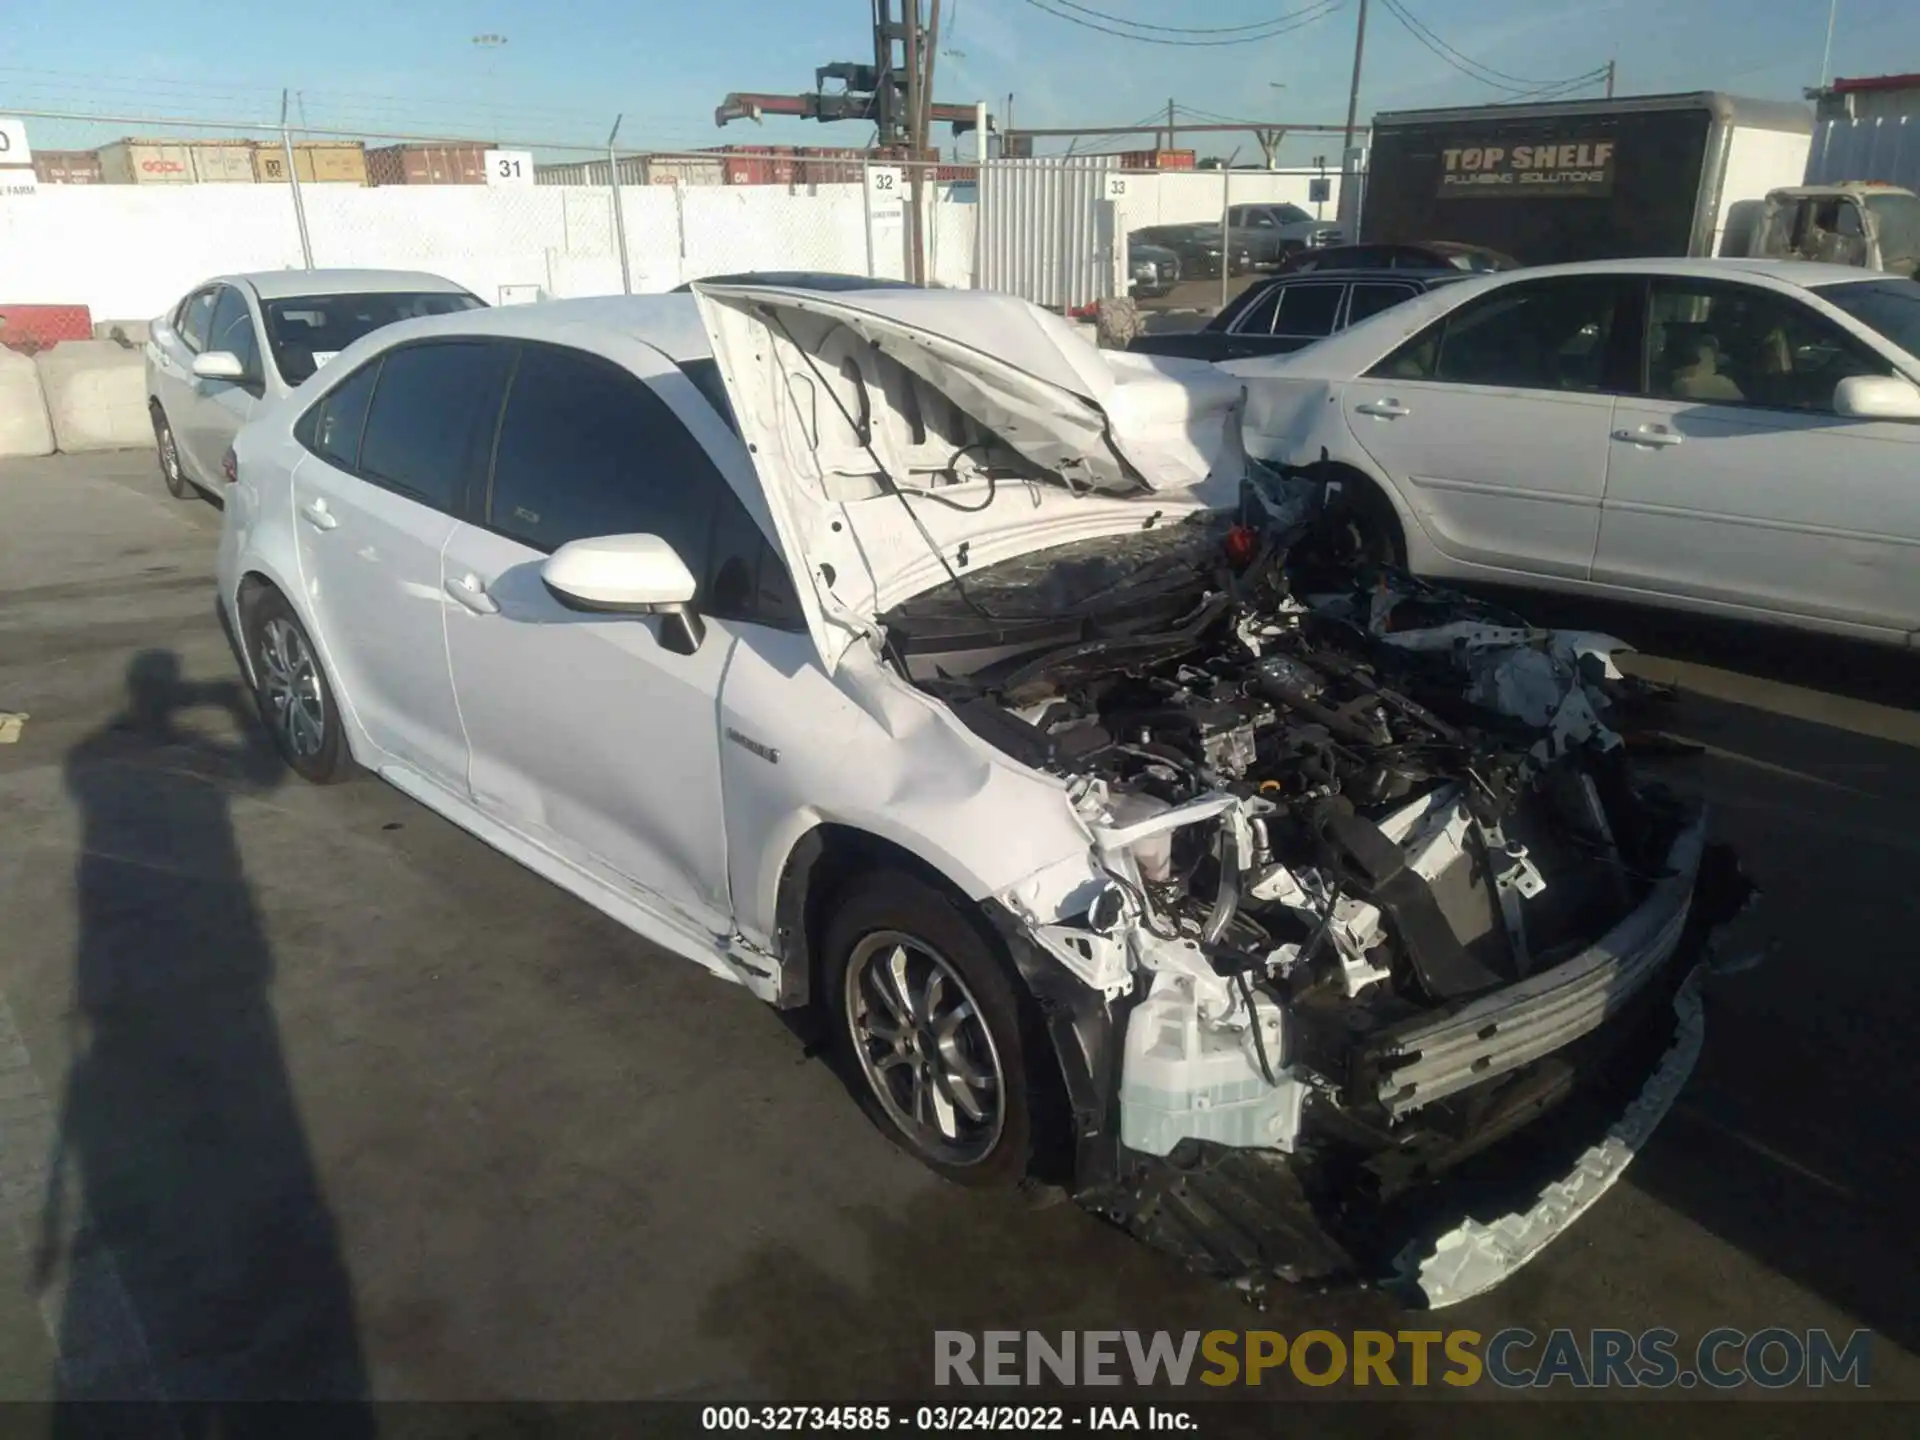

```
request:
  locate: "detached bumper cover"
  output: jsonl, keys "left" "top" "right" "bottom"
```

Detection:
{"left": 1393, "top": 968, "right": 1705, "bottom": 1308}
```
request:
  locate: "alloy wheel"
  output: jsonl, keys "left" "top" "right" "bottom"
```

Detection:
{"left": 257, "top": 617, "right": 326, "bottom": 759}
{"left": 843, "top": 930, "right": 1007, "bottom": 1167}
{"left": 158, "top": 420, "right": 189, "bottom": 497}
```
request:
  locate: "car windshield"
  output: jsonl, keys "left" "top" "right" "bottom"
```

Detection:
{"left": 1273, "top": 204, "right": 1311, "bottom": 224}
{"left": 1812, "top": 277, "right": 1920, "bottom": 359}
{"left": 1865, "top": 192, "right": 1920, "bottom": 267}
{"left": 263, "top": 291, "right": 484, "bottom": 384}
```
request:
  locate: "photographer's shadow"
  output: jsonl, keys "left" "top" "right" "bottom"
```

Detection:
{"left": 36, "top": 651, "right": 370, "bottom": 1430}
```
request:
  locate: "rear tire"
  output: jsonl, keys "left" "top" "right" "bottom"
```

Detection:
{"left": 243, "top": 588, "right": 349, "bottom": 784}
{"left": 822, "top": 870, "right": 1037, "bottom": 1188}
{"left": 153, "top": 407, "right": 192, "bottom": 499}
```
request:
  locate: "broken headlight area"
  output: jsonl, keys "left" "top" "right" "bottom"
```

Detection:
{"left": 884, "top": 503, "right": 1754, "bottom": 1301}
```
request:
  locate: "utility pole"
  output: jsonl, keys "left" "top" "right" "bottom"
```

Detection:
{"left": 1167, "top": 97, "right": 1176, "bottom": 154}
{"left": 1819, "top": 0, "right": 1839, "bottom": 89}
{"left": 902, "top": 0, "right": 923, "bottom": 282}
{"left": 1341, "top": 0, "right": 1369, "bottom": 162}
{"left": 1604, "top": 58, "right": 1616, "bottom": 98}
{"left": 917, "top": 0, "right": 943, "bottom": 284}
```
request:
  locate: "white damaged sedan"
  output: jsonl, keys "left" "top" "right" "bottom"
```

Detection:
{"left": 214, "top": 283, "right": 1753, "bottom": 1305}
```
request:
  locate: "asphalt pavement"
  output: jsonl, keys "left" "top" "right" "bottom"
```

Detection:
{"left": 0, "top": 451, "right": 1914, "bottom": 1426}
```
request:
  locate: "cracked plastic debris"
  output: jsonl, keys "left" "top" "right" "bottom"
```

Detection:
{"left": 1392, "top": 969, "right": 1707, "bottom": 1309}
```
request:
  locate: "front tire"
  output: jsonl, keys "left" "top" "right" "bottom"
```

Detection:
{"left": 823, "top": 870, "right": 1036, "bottom": 1187}
{"left": 244, "top": 588, "right": 349, "bottom": 784}
{"left": 153, "top": 406, "right": 192, "bottom": 499}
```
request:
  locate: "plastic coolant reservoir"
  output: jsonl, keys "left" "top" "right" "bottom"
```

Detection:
{"left": 1119, "top": 980, "right": 1305, "bottom": 1157}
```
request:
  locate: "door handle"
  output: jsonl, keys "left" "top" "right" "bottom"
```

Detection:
{"left": 1354, "top": 398, "right": 1410, "bottom": 419}
{"left": 299, "top": 498, "right": 338, "bottom": 531}
{"left": 444, "top": 575, "right": 500, "bottom": 615}
{"left": 1614, "top": 425, "right": 1685, "bottom": 448}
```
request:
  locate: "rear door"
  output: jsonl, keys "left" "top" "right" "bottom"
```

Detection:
{"left": 1340, "top": 276, "right": 1641, "bottom": 579}
{"left": 290, "top": 339, "right": 512, "bottom": 790}
{"left": 1596, "top": 276, "right": 1920, "bottom": 632}
{"left": 178, "top": 284, "right": 265, "bottom": 476}
{"left": 439, "top": 339, "right": 806, "bottom": 934}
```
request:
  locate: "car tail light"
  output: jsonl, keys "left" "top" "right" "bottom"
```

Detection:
{"left": 221, "top": 446, "right": 238, "bottom": 483}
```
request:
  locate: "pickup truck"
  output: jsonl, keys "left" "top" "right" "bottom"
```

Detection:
{"left": 1747, "top": 184, "right": 1920, "bottom": 277}
{"left": 1220, "top": 202, "right": 1344, "bottom": 268}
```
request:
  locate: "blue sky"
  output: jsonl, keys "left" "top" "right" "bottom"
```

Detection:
{"left": 5, "top": 0, "right": 1917, "bottom": 160}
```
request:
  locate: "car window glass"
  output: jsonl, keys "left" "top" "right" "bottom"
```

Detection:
{"left": 303, "top": 360, "right": 382, "bottom": 471}
{"left": 1646, "top": 281, "right": 1889, "bottom": 412}
{"left": 1271, "top": 283, "right": 1344, "bottom": 339}
{"left": 1246, "top": 210, "right": 1277, "bottom": 229}
{"left": 358, "top": 342, "right": 510, "bottom": 512}
{"left": 206, "top": 287, "right": 262, "bottom": 385}
{"left": 263, "top": 291, "right": 484, "bottom": 386}
{"left": 178, "top": 289, "right": 218, "bottom": 353}
{"left": 487, "top": 344, "right": 801, "bottom": 626}
{"left": 1425, "top": 281, "right": 1624, "bottom": 391}
{"left": 1274, "top": 204, "right": 1311, "bottom": 224}
{"left": 1347, "top": 282, "right": 1421, "bottom": 326}
{"left": 1231, "top": 285, "right": 1284, "bottom": 334}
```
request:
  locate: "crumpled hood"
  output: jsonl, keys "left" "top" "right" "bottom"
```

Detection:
{"left": 693, "top": 282, "right": 1246, "bottom": 670}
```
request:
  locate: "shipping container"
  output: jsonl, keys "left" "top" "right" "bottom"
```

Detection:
{"left": 709, "top": 144, "right": 799, "bottom": 185}
{"left": 98, "top": 140, "right": 195, "bottom": 184}
{"left": 32, "top": 150, "right": 102, "bottom": 185}
{"left": 366, "top": 142, "right": 496, "bottom": 185}
{"left": 252, "top": 141, "right": 369, "bottom": 185}
{"left": 188, "top": 144, "right": 258, "bottom": 183}
{"left": 643, "top": 154, "right": 724, "bottom": 186}
{"left": 1114, "top": 148, "right": 1197, "bottom": 170}
{"left": 795, "top": 146, "right": 867, "bottom": 185}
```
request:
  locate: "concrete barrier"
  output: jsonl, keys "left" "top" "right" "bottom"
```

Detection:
{"left": 33, "top": 340, "right": 151, "bottom": 453}
{"left": 0, "top": 346, "right": 56, "bottom": 458}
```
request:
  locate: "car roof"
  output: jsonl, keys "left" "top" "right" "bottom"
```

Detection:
{"left": 1476, "top": 257, "right": 1888, "bottom": 290}
{"left": 373, "top": 293, "right": 716, "bottom": 361}
{"left": 1258, "top": 267, "right": 1461, "bottom": 282}
{"left": 671, "top": 271, "right": 921, "bottom": 292}
{"left": 220, "top": 269, "right": 476, "bottom": 301}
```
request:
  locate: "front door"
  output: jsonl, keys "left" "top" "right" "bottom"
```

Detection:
{"left": 1595, "top": 276, "right": 1920, "bottom": 634}
{"left": 290, "top": 338, "right": 512, "bottom": 789}
{"left": 439, "top": 339, "right": 794, "bottom": 934}
{"left": 179, "top": 285, "right": 262, "bottom": 476}
{"left": 1341, "top": 276, "right": 1639, "bottom": 580}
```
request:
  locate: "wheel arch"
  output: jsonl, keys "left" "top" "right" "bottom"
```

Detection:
{"left": 1303, "top": 453, "right": 1415, "bottom": 567}
{"left": 776, "top": 820, "right": 1081, "bottom": 1186}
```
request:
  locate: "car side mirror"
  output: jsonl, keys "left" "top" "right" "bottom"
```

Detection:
{"left": 541, "top": 534, "right": 706, "bottom": 653}
{"left": 1833, "top": 374, "right": 1920, "bottom": 421}
{"left": 192, "top": 350, "right": 247, "bottom": 382}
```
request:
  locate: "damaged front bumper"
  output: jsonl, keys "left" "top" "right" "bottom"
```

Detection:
{"left": 992, "top": 822, "right": 1757, "bottom": 1306}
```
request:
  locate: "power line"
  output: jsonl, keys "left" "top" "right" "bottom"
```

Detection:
{"left": 1044, "top": 0, "right": 1330, "bottom": 34}
{"left": 1012, "top": 0, "right": 1347, "bottom": 47}
{"left": 1377, "top": 0, "right": 1607, "bottom": 96}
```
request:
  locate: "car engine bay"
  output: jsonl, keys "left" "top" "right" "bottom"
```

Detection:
{"left": 879, "top": 481, "right": 1751, "bottom": 1301}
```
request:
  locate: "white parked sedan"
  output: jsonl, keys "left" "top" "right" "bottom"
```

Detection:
{"left": 1225, "top": 260, "right": 1920, "bottom": 647}
{"left": 145, "top": 269, "right": 482, "bottom": 499}
{"left": 211, "top": 284, "right": 1750, "bottom": 1304}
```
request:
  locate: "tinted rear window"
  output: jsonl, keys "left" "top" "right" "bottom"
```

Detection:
{"left": 264, "top": 291, "right": 483, "bottom": 385}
